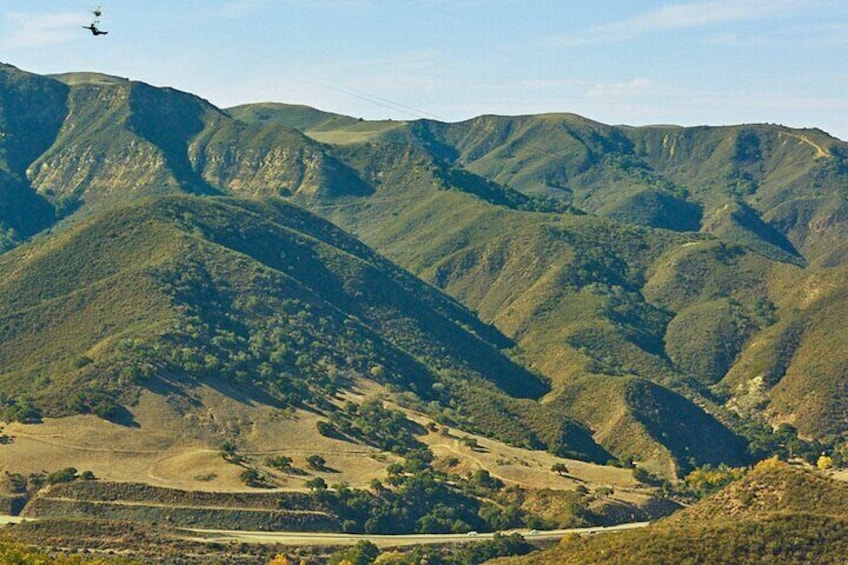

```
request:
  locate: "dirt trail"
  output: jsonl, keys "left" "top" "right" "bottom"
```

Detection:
{"left": 30, "top": 497, "right": 321, "bottom": 515}
{"left": 780, "top": 131, "right": 830, "bottom": 159}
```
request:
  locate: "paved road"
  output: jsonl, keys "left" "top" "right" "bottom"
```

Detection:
{"left": 1, "top": 513, "right": 649, "bottom": 547}
{"left": 177, "top": 522, "right": 650, "bottom": 547}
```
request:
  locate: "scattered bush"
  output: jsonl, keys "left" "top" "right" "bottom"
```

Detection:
{"left": 551, "top": 463, "right": 569, "bottom": 476}
{"left": 305, "top": 477, "right": 327, "bottom": 491}
{"left": 46, "top": 467, "right": 78, "bottom": 485}
{"left": 266, "top": 455, "right": 294, "bottom": 472}
{"left": 219, "top": 441, "right": 242, "bottom": 463}
{"left": 240, "top": 467, "right": 266, "bottom": 487}
{"left": 0, "top": 395, "right": 42, "bottom": 424}
{"left": 306, "top": 454, "right": 326, "bottom": 470}
{"left": 684, "top": 464, "right": 746, "bottom": 498}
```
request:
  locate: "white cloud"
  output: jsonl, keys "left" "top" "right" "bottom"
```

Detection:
{"left": 706, "top": 21, "right": 848, "bottom": 48}
{"left": 1, "top": 11, "right": 86, "bottom": 49}
{"left": 551, "top": 0, "right": 804, "bottom": 46}
{"left": 587, "top": 78, "right": 661, "bottom": 99}
{"left": 203, "top": 0, "right": 369, "bottom": 19}
{"left": 510, "top": 78, "right": 591, "bottom": 90}
{"left": 205, "top": 0, "right": 268, "bottom": 18}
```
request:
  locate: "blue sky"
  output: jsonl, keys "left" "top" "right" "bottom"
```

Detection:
{"left": 2, "top": 1, "right": 847, "bottom": 139}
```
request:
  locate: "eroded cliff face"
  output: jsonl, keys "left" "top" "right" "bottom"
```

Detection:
{"left": 27, "top": 83, "right": 188, "bottom": 208}
{"left": 13, "top": 74, "right": 369, "bottom": 213}
{"left": 188, "top": 119, "right": 371, "bottom": 199}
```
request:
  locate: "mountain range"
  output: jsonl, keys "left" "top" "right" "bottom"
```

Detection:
{"left": 1, "top": 61, "right": 847, "bottom": 478}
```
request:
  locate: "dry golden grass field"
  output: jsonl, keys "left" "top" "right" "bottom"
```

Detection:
{"left": 1, "top": 381, "right": 650, "bottom": 505}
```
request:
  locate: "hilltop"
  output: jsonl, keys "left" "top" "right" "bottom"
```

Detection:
{"left": 494, "top": 461, "right": 848, "bottom": 565}
{"left": 673, "top": 458, "right": 848, "bottom": 521}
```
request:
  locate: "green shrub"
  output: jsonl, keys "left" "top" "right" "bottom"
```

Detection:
{"left": 46, "top": 467, "right": 78, "bottom": 485}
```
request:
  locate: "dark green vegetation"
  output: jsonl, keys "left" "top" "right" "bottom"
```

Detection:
{"left": 0, "top": 540, "right": 127, "bottom": 565}
{"left": 495, "top": 461, "right": 848, "bottom": 565}
{"left": 0, "top": 194, "right": 609, "bottom": 458}
{"left": 320, "top": 398, "right": 423, "bottom": 454}
{"left": 324, "top": 534, "right": 533, "bottom": 565}
{"left": 1, "top": 62, "right": 848, "bottom": 478}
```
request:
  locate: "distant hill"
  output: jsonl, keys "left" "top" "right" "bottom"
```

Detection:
{"left": 673, "top": 459, "right": 848, "bottom": 521}
{"left": 234, "top": 104, "right": 848, "bottom": 449}
{"left": 495, "top": 461, "right": 848, "bottom": 565}
{"left": 2, "top": 62, "right": 848, "bottom": 474}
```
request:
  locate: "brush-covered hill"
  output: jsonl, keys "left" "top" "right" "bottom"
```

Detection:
{"left": 231, "top": 104, "right": 848, "bottom": 453}
{"left": 674, "top": 459, "right": 848, "bottom": 521}
{"left": 494, "top": 461, "right": 848, "bottom": 565}
{"left": 226, "top": 105, "right": 756, "bottom": 474}
{"left": 0, "top": 193, "right": 617, "bottom": 461}
{"left": 3, "top": 62, "right": 847, "bottom": 474}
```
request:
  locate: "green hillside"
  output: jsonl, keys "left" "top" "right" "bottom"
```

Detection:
{"left": 3, "top": 62, "right": 848, "bottom": 474}
{"left": 500, "top": 514, "right": 848, "bottom": 565}
{"left": 246, "top": 107, "right": 848, "bottom": 449}
{"left": 227, "top": 102, "right": 405, "bottom": 145}
{"left": 495, "top": 461, "right": 848, "bottom": 565}
{"left": 1, "top": 67, "right": 372, "bottom": 224}
{"left": 0, "top": 194, "right": 617, "bottom": 461}
{"left": 675, "top": 459, "right": 848, "bottom": 521}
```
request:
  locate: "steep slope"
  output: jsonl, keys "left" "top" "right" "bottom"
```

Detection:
{"left": 230, "top": 124, "right": 751, "bottom": 473}
{"left": 7, "top": 67, "right": 366, "bottom": 220}
{"left": 188, "top": 116, "right": 371, "bottom": 199}
{"left": 0, "top": 63, "right": 64, "bottom": 249}
{"left": 28, "top": 77, "right": 211, "bottom": 208}
{"left": 0, "top": 194, "right": 615, "bottom": 461}
{"left": 238, "top": 107, "right": 848, "bottom": 444}
{"left": 411, "top": 116, "right": 848, "bottom": 266}
{"left": 26, "top": 80, "right": 847, "bottom": 461}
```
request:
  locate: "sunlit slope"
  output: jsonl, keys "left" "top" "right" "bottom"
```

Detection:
{"left": 414, "top": 115, "right": 846, "bottom": 262}
{"left": 227, "top": 102, "right": 405, "bottom": 145}
{"left": 2, "top": 67, "right": 366, "bottom": 218}
{"left": 226, "top": 127, "right": 752, "bottom": 473}
{"left": 2, "top": 64, "right": 846, "bottom": 466}
{"left": 250, "top": 107, "right": 847, "bottom": 443}
{"left": 495, "top": 461, "right": 848, "bottom": 565}
{"left": 723, "top": 256, "right": 848, "bottom": 435}
{"left": 0, "top": 195, "right": 616, "bottom": 460}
